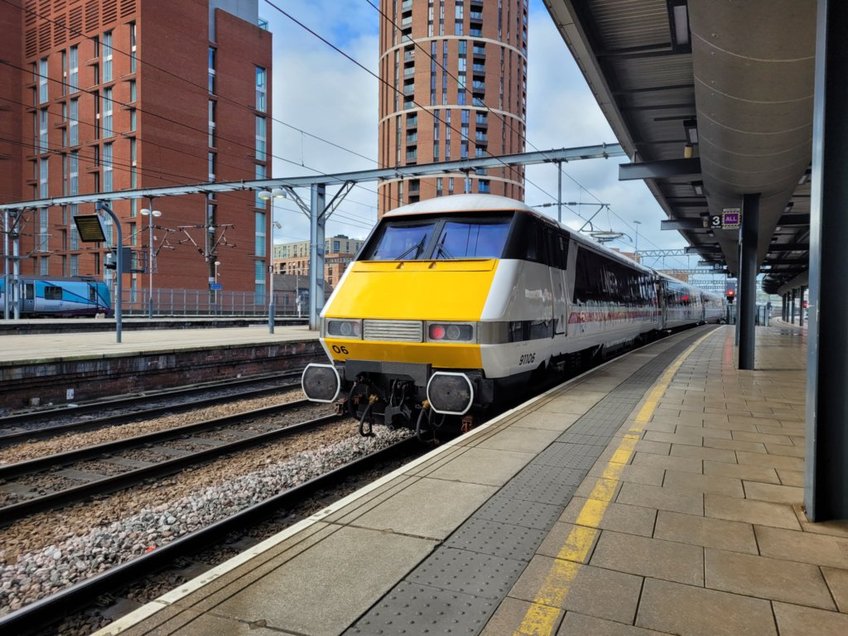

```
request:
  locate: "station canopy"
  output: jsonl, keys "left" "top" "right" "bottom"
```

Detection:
{"left": 544, "top": 0, "right": 813, "bottom": 294}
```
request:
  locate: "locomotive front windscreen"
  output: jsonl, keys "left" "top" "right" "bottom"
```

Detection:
{"left": 363, "top": 214, "right": 512, "bottom": 261}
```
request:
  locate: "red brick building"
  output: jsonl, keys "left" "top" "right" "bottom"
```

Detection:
{"left": 0, "top": 0, "right": 272, "bottom": 306}
{"left": 377, "top": 0, "right": 528, "bottom": 214}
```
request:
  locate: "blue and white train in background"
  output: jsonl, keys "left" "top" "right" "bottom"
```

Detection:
{"left": 300, "top": 194, "right": 725, "bottom": 429}
{"left": 0, "top": 277, "right": 112, "bottom": 317}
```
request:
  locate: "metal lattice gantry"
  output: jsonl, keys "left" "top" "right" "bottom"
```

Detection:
{"left": 1, "top": 143, "right": 624, "bottom": 330}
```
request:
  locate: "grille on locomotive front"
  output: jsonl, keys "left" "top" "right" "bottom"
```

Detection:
{"left": 362, "top": 319, "right": 423, "bottom": 342}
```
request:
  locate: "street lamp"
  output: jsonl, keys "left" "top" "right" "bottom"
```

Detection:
{"left": 213, "top": 260, "right": 221, "bottom": 311}
{"left": 140, "top": 207, "right": 162, "bottom": 318}
{"left": 258, "top": 188, "right": 285, "bottom": 333}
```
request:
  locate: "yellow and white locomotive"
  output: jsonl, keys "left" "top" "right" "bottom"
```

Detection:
{"left": 302, "top": 194, "right": 721, "bottom": 431}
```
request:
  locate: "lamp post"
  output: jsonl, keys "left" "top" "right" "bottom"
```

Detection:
{"left": 140, "top": 206, "right": 162, "bottom": 318}
{"left": 258, "top": 188, "right": 285, "bottom": 334}
{"left": 214, "top": 260, "right": 221, "bottom": 311}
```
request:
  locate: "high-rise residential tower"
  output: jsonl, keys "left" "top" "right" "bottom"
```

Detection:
{"left": 377, "top": 0, "right": 528, "bottom": 215}
{"left": 0, "top": 0, "right": 272, "bottom": 304}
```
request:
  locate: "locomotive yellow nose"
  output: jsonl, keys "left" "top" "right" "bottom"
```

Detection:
{"left": 321, "top": 259, "right": 498, "bottom": 369}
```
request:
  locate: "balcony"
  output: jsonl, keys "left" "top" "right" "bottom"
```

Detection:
{"left": 404, "top": 50, "right": 415, "bottom": 63}
{"left": 473, "top": 46, "right": 486, "bottom": 58}
{"left": 404, "top": 66, "right": 415, "bottom": 78}
{"left": 403, "top": 84, "right": 415, "bottom": 96}
{"left": 402, "top": 0, "right": 413, "bottom": 11}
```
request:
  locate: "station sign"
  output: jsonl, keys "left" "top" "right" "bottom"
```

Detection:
{"left": 722, "top": 208, "right": 741, "bottom": 229}
{"left": 209, "top": 282, "right": 223, "bottom": 291}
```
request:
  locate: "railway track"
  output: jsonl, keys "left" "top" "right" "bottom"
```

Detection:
{"left": 0, "top": 435, "right": 419, "bottom": 635}
{"left": 0, "top": 400, "right": 336, "bottom": 522}
{"left": 0, "top": 371, "right": 306, "bottom": 443}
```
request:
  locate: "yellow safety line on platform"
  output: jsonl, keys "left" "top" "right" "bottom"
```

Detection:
{"left": 514, "top": 330, "right": 716, "bottom": 635}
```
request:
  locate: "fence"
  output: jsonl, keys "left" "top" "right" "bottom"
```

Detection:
{"left": 121, "top": 288, "right": 306, "bottom": 317}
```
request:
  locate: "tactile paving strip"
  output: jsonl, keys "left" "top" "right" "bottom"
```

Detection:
{"left": 348, "top": 581, "right": 496, "bottom": 635}
{"left": 407, "top": 547, "right": 527, "bottom": 599}
{"left": 473, "top": 497, "right": 562, "bottom": 530}
{"left": 346, "top": 328, "right": 712, "bottom": 635}
{"left": 444, "top": 516, "right": 549, "bottom": 561}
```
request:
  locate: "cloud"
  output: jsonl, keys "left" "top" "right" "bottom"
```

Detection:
{"left": 263, "top": 0, "right": 692, "bottom": 267}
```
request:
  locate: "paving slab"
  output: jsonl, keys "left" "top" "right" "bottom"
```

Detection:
{"left": 215, "top": 525, "right": 436, "bottom": 636}
{"left": 636, "top": 578, "right": 776, "bottom": 636}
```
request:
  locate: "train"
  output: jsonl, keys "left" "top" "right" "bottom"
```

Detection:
{"left": 0, "top": 276, "right": 112, "bottom": 317}
{"left": 301, "top": 194, "right": 724, "bottom": 434}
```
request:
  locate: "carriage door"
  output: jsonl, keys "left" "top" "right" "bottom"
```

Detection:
{"left": 549, "top": 229, "right": 568, "bottom": 338}
{"left": 22, "top": 283, "right": 35, "bottom": 313}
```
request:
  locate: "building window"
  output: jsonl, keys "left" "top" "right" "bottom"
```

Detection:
{"left": 208, "top": 152, "right": 216, "bottom": 181}
{"left": 255, "top": 211, "right": 266, "bottom": 257}
{"left": 93, "top": 90, "right": 100, "bottom": 139}
{"left": 103, "top": 142, "right": 113, "bottom": 192}
{"left": 102, "top": 88, "right": 113, "bottom": 137}
{"left": 69, "top": 45, "right": 78, "bottom": 92}
{"left": 69, "top": 98, "right": 78, "bottom": 145}
{"left": 69, "top": 151, "right": 78, "bottom": 195}
{"left": 208, "top": 47, "right": 216, "bottom": 94}
{"left": 39, "top": 157, "right": 48, "bottom": 198}
{"left": 129, "top": 108, "right": 137, "bottom": 132}
{"left": 129, "top": 22, "right": 137, "bottom": 73}
{"left": 255, "top": 163, "right": 266, "bottom": 207}
{"left": 70, "top": 204, "right": 79, "bottom": 250}
{"left": 208, "top": 100, "right": 216, "bottom": 147}
{"left": 70, "top": 254, "right": 79, "bottom": 276}
{"left": 61, "top": 51, "right": 67, "bottom": 96}
{"left": 103, "top": 31, "right": 113, "bottom": 82}
{"left": 39, "top": 208, "right": 49, "bottom": 253}
{"left": 130, "top": 138, "right": 137, "bottom": 189}
{"left": 39, "top": 109, "right": 48, "bottom": 153}
{"left": 255, "top": 116, "right": 266, "bottom": 160}
{"left": 129, "top": 80, "right": 136, "bottom": 102}
{"left": 38, "top": 58, "right": 48, "bottom": 103}
{"left": 256, "top": 66, "right": 267, "bottom": 112}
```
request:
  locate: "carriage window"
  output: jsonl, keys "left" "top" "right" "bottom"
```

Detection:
{"left": 367, "top": 222, "right": 436, "bottom": 260}
{"left": 432, "top": 220, "right": 509, "bottom": 259}
{"left": 89, "top": 286, "right": 97, "bottom": 302}
{"left": 45, "top": 285, "right": 63, "bottom": 300}
{"left": 25, "top": 284, "right": 34, "bottom": 300}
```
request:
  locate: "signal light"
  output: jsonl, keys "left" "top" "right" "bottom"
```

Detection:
{"left": 725, "top": 290, "right": 736, "bottom": 304}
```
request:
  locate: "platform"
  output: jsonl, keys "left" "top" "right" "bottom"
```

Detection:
{"left": 0, "top": 325, "right": 322, "bottom": 413}
{"left": 96, "top": 323, "right": 848, "bottom": 636}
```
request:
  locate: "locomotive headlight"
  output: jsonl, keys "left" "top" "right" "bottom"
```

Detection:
{"left": 326, "top": 319, "right": 362, "bottom": 338}
{"left": 426, "top": 322, "right": 475, "bottom": 342}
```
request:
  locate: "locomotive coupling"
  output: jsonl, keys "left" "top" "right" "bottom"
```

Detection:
{"left": 426, "top": 372, "right": 474, "bottom": 415}
{"left": 301, "top": 363, "right": 341, "bottom": 403}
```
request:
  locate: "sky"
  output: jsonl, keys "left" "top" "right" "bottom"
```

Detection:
{"left": 263, "top": 0, "right": 697, "bottom": 272}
